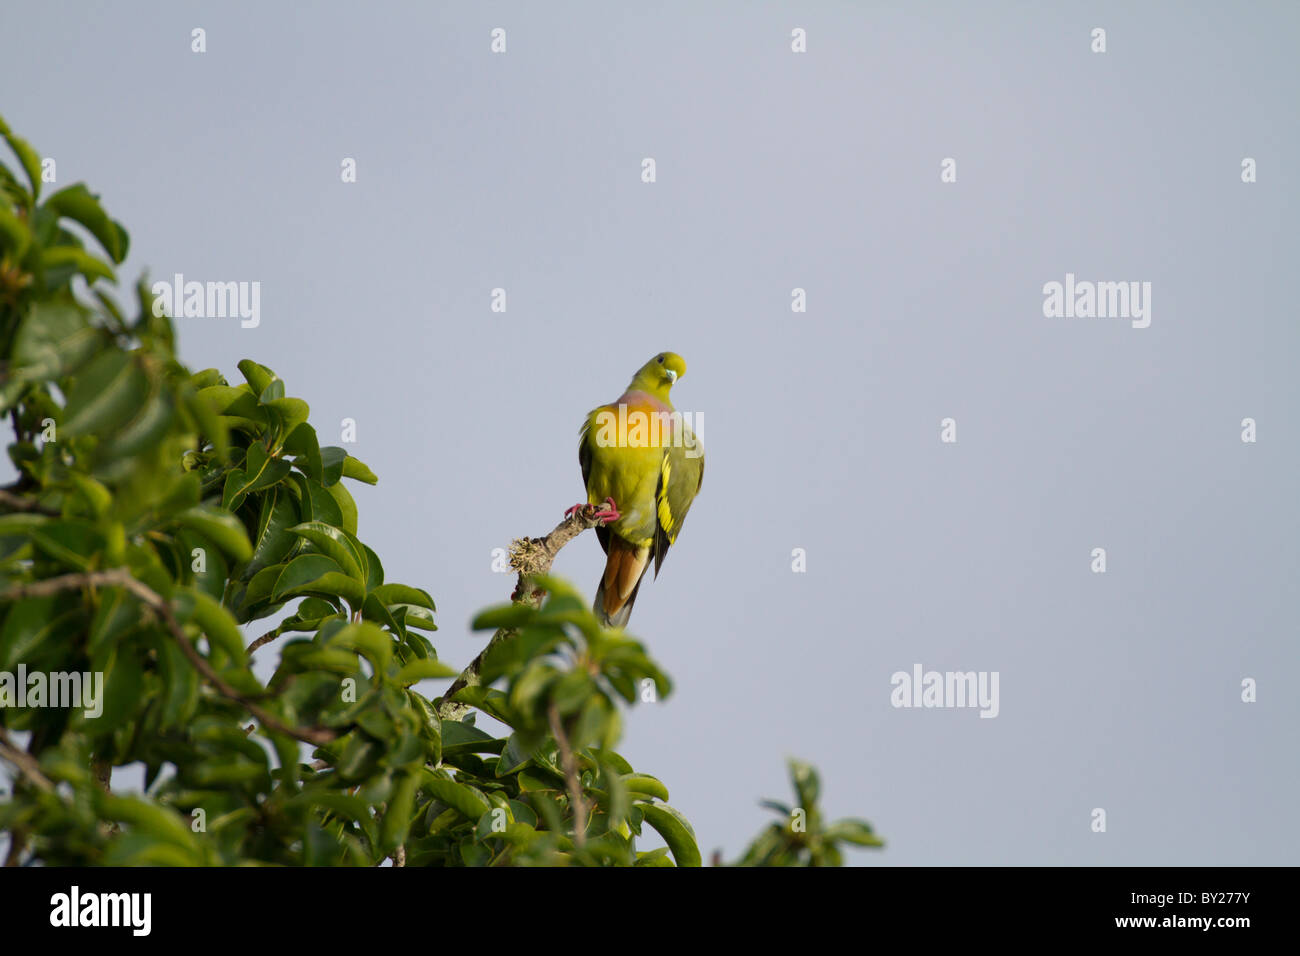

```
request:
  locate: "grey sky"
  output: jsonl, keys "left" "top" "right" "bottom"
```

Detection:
{"left": 3, "top": 1, "right": 1297, "bottom": 864}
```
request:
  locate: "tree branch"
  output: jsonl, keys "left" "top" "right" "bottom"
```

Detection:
{"left": 548, "top": 702, "right": 587, "bottom": 849}
{"left": 436, "top": 505, "right": 606, "bottom": 721}
{"left": 246, "top": 627, "right": 280, "bottom": 656}
{"left": 0, "top": 488, "right": 57, "bottom": 514}
{"left": 0, "top": 570, "right": 337, "bottom": 746}
{"left": 0, "top": 727, "right": 53, "bottom": 794}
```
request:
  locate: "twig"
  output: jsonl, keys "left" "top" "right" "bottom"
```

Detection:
{"left": 436, "top": 505, "right": 606, "bottom": 721}
{"left": 0, "top": 570, "right": 336, "bottom": 746}
{"left": 0, "top": 488, "right": 57, "bottom": 514}
{"left": 0, "top": 727, "right": 53, "bottom": 793}
{"left": 91, "top": 756, "right": 112, "bottom": 793}
{"left": 246, "top": 628, "right": 279, "bottom": 656}
{"left": 548, "top": 702, "right": 587, "bottom": 849}
{"left": 3, "top": 827, "right": 28, "bottom": 867}
{"left": 91, "top": 756, "right": 120, "bottom": 837}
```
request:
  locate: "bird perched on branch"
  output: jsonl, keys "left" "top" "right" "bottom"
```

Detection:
{"left": 570, "top": 352, "right": 704, "bottom": 628}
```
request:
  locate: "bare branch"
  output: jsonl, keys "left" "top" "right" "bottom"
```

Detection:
{"left": 436, "top": 505, "right": 606, "bottom": 720}
{"left": 0, "top": 488, "right": 57, "bottom": 515}
{"left": 0, "top": 727, "right": 53, "bottom": 794}
{"left": 548, "top": 702, "right": 587, "bottom": 849}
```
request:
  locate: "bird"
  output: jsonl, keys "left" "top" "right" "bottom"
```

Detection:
{"left": 571, "top": 352, "right": 704, "bottom": 628}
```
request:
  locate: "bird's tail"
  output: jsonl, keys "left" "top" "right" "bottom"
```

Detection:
{"left": 593, "top": 538, "right": 649, "bottom": 629}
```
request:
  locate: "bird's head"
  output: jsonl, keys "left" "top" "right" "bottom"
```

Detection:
{"left": 630, "top": 352, "right": 687, "bottom": 398}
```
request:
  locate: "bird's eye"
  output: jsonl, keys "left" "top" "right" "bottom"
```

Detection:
{"left": 657, "top": 355, "right": 664, "bottom": 364}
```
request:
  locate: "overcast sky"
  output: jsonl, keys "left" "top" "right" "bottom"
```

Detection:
{"left": 3, "top": 1, "right": 1297, "bottom": 865}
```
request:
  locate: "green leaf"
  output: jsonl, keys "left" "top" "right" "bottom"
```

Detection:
{"left": 244, "top": 485, "right": 301, "bottom": 579}
{"left": 0, "top": 202, "right": 31, "bottom": 258}
{"left": 155, "top": 634, "right": 200, "bottom": 730}
{"left": 588, "top": 748, "right": 634, "bottom": 775}
{"left": 288, "top": 520, "right": 364, "bottom": 582}
{"left": 516, "top": 768, "right": 564, "bottom": 792}
{"left": 231, "top": 442, "right": 292, "bottom": 497}
{"left": 238, "top": 563, "right": 283, "bottom": 615}
{"left": 174, "top": 505, "right": 253, "bottom": 562}
{"left": 265, "top": 397, "right": 309, "bottom": 436}
{"left": 4, "top": 302, "right": 101, "bottom": 403}
{"left": 96, "top": 640, "right": 146, "bottom": 730}
{"left": 68, "top": 473, "right": 112, "bottom": 517}
{"left": 393, "top": 605, "right": 437, "bottom": 632}
{"left": 104, "top": 380, "right": 174, "bottom": 462}
{"left": 327, "top": 621, "right": 392, "bottom": 672}
{"left": 0, "top": 596, "right": 70, "bottom": 671}
{"left": 88, "top": 587, "right": 139, "bottom": 655}
{"left": 360, "top": 591, "right": 402, "bottom": 636}
{"left": 634, "top": 847, "right": 675, "bottom": 867}
{"left": 236, "top": 359, "right": 276, "bottom": 397}
{"left": 196, "top": 384, "right": 264, "bottom": 422}
{"left": 290, "top": 473, "right": 344, "bottom": 528}
{"left": 99, "top": 795, "right": 196, "bottom": 848}
{"left": 550, "top": 670, "right": 594, "bottom": 716}
{"left": 283, "top": 422, "right": 321, "bottom": 480}
{"left": 824, "top": 819, "right": 884, "bottom": 848}
{"left": 273, "top": 553, "right": 365, "bottom": 608}
{"left": 180, "top": 382, "right": 229, "bottom": 461}
{"left": 495, "top": 732, "right": 539, "bottom": 777}
{"left": 440, "top": 720, "right": 502, "bottom": 756}
{"left": 174, "top": 587, "right": 246, "bottom": 662}
{"left": 392, "top": 658, "right": 457, "bottom": 686}
{"left": 320, "top": 446, "right": 346, "bottom": 487}
{"left": 420, "top": 772, "right": 492, "bottom": 820}
{"left": 325, "top": 481, "right": 357, "bottom": 535}
{"left": 622, "top": 774, "right": 670, "bottom": 803}
{"left": 0, "top": 118, "right": 42, "bottom": 198}
{"left": 29, "top": 519, "right": 102, "bottom": 570}
{"left": 790, "top": 759, "right": 820, "bottom": 811}
{"left": 43, "top": 183, "right": 129, "bottom": 262}
{"left": 471, "top": 604, "right": 536, "bottom": 631}
{"left": 342, "top": 455, "right": 377, "bottom": 484}
{"left": 61, "top": 350, "right": 148, "bottom": 437}
{"left": 380, "top": 771, "right": 419, "bottom": 851}
{"left": 360, "top": 541, "right": 382, "bottom": 590}
{"left": 188, "top": 368, "right": 226, "bottom": 390}
{"left": 41, "top": 245, "right": 115, "bottom": 283}
{"left": 640, "top": 804, "right": 701, "bottom": 868}
{"left": 370, "top": 583, "right": 435, "bottom": 611}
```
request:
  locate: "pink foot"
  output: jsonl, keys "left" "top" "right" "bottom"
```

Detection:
{"left": 565, "top": 497, "right": 621, "bottom": 523}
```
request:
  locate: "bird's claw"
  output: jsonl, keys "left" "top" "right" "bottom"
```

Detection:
{"left": 566, "top": 497, "right": 620, "bottom": 524}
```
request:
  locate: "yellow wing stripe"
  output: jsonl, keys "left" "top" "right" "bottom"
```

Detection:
{"left": 656, "top": 455, "right": 676, "bottom": 541}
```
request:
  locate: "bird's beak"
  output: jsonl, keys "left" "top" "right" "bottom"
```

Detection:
{"left": 665, "top": 369, "right": 678, "bottom": 384}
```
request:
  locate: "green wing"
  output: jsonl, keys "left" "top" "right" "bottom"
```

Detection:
{"left": 578, "top": 417, "right": 611, "bottom": 556}
{"left": 652, "top": 433, "right": 704, "bottom": 577}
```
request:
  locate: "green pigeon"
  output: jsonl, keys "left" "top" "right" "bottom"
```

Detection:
{"left": 571, "top": 352, "right": 704, "bottom": 627}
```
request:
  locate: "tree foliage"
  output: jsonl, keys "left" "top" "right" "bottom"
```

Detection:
{"left": 0, "top": 117, "right": 881, "bottom": 866}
